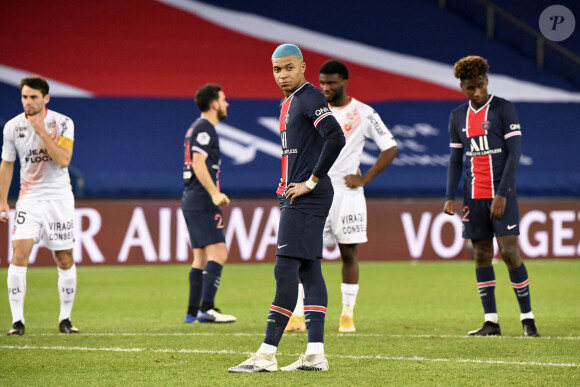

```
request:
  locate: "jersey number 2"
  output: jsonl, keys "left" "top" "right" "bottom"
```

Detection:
{"left": 214, "top": 214, "right": 224, "bottom": 229}
{"left": 462, "top": 206, "right": 470, "bottom": 222}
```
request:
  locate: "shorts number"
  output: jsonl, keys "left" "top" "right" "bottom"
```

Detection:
{"left": 16, "top": 211, "right": 26, "bottom": 224}
{"left": 461, "top": 206, "right": 470, "bottom": 222}
{"left": 214, "top": 214, "right": 224, "bottom": 229}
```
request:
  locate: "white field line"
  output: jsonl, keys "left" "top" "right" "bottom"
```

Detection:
{"left": 25, "top": 332, "right": 580, "bottom": 340}
{"left": 0, "top": 345, "right": 577, "bottom": 368}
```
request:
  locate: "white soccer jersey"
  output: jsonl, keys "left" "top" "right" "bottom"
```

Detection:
{"left": 2, "top": 109, "right": 74, "bottom": 200}
{"left": 328, "top": 98, "right": 397, "bottom": 191}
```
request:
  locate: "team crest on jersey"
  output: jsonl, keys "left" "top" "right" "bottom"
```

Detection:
{"left": 344, "top": 109, "right": 361, "bottom": 133}
{"left": 196, "top": 132, "right": 210, "bottom": 145}
{"left": 46, "top": 120, "right": 58, "bottom": 140}
{"left": 482, "top": 120, "right": 490, "bottom": 131}
{"left": 284, "top": 113, "right": 289, "bottom": 125}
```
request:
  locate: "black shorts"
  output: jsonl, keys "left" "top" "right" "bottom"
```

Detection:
{"left": 277, "top": 207, "right": 326, "bottom": 260}
{"left": 182, "top": 209, "right": 226, "bottom": 248}
{"left": 461, "top": 195, "right": 520, "bottom": 241}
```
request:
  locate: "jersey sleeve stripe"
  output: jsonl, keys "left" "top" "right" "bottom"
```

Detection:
{"left": 504, "top": 131, "right": 522, "bottom": 139}
{"left": 313, "top": 112, "right": 333, "bottom": 127}
{"left": 191, "top": 146, "right": 208, "bottom": 157}
{"left": 449, "top": 143, "right": 464, "bottom": 148}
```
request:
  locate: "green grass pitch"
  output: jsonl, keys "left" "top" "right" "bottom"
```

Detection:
{"left": 1, "top": 259, "right": 579, "bottom": 386}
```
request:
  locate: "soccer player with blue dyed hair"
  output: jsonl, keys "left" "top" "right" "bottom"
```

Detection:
{"left": 229, "top": 44, "right": 345, "bottom": 373}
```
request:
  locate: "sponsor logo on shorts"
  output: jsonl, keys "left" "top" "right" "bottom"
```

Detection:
{"left": 507, "top": 224, "right": 517, "bottom": 230}
{"left": 48, "top": 221, "right": 75, "bottom": 241}
{"left": 340, "top": 213, "right": 366, "bottom": 234}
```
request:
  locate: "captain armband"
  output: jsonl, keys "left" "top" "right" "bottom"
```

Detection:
{"left": 57, "top": 137, "right": 74, "bottom": 149}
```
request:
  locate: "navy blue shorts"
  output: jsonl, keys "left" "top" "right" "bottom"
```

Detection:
{"left": 277, "top": 207, "right": 326, "bottom": 260}
{"left": 461, "top": 195, "right": 520, "bottom": 241}
{"left": 182, "top": 209, "right": 226, "bottom": 248}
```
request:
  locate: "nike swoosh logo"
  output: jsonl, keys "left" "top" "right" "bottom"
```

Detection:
{"left": 277, "top": 244, "right": 288, "bottom": 249}
{"left": 507, "top": 224, "right": 517, "bottom": 230}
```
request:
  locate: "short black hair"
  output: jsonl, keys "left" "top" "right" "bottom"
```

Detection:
{"left": 454, "top": 56, "right": 489, "bottom": 82}
{"left": 319, "top": 60, "right": 349, "bottom": 80}
{"left": 195, "top": 83, "right": 222, "bottom": 112}
{"left": 20, "top": 75, "right": 49, "bottom": 96}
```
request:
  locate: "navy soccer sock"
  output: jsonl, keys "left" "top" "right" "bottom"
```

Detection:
{"left": 264, "top": 257, "right": 300, "bottom": 347}
{"left": 187, "top": 268, "right": 203, "bottom": 316}
{"left": 200, "top": 261, "right": 223, "bottom": 312}
{"left": 509, "top": 263, "right": 532, "bottom": 314}
{"left": 475, "top": 266, "right": 497, "bottom": 315}
{"left": 299, "top": 259, "right": 328, "bottom": 344}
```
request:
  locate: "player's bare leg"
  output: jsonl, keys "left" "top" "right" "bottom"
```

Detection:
{"left": 497, "top": 235, "right": 539, "bottom": 337}
{"left": 55, "top": 249, "right": 79, "bottom": 333}
{"left": 497, "top": 235, "right": 521, "bottom": 269}
{"left": 338, "top": 243, "right": 358, "bottom": 333}
{"left": 7, "top": 239, "right": 33, "bottom": 336}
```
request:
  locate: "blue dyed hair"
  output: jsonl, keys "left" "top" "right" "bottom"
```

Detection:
{"left": 271, "top": 44, "right": 303, "bottom": 60}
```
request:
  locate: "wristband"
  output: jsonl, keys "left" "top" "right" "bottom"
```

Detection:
{"left": 305, "top": 177, "right": 318, "bottom": 190}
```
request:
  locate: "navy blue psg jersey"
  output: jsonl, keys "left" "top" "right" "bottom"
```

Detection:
{"left": 276, "top": 82, "right": 341, "bottom": 214}
{"left": 448, "top": 95, "right": 522, "bottom": 199}
{"left": 181, "top": 118, "right": 222, "bottom": 211}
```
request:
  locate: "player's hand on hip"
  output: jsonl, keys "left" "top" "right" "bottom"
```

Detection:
{"left": 285, "top": 182, "right": 311, "bottom": 204}
{"left": 443, "top": 200, "right": 455, "bottom": 215}
{"left": 212, "top": 192, "right": 230, "bottom": 206}
{"left": 344, "top": 173, "right": 365, "bottom": 188}
{"left": 0, "top": 202, "right": 9, "bottom": 223}
{"left": 490, "top": 195, "right": 506, "bottom": 219}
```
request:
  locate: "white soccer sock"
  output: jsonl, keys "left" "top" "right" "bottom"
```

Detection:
{"left": 292, "top": 283, "right": 305, "bottom": 316}
{"left": 484, "top": 313, "right": 499, "bottom": 324}
{"left": 58, "top": 264, "right": 77, "bottom": 322}
{"left": 305, "top": 342, "right": 324, "bottom": 355}
{"left": 520, "top": 311, "right": 535, "bottom": 321}
{"left": 341, "top": 283, "right": 359, "bottom": 317}
{"left": 258, "top": 342, "right": 277, "bottom": 354}
{"left": 7, "top": 264, "right": 27, "bottom": 324}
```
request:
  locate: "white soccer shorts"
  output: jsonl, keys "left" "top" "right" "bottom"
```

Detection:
{"left": 12, "top": 197, "right": 75, "bottom": 250}
{"left": 323, "top": 190, "right": 368, "bottom": 246}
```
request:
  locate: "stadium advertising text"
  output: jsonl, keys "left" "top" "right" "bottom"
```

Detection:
{"left": 1, "top": 200, "right": 579, "bottom": 266}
